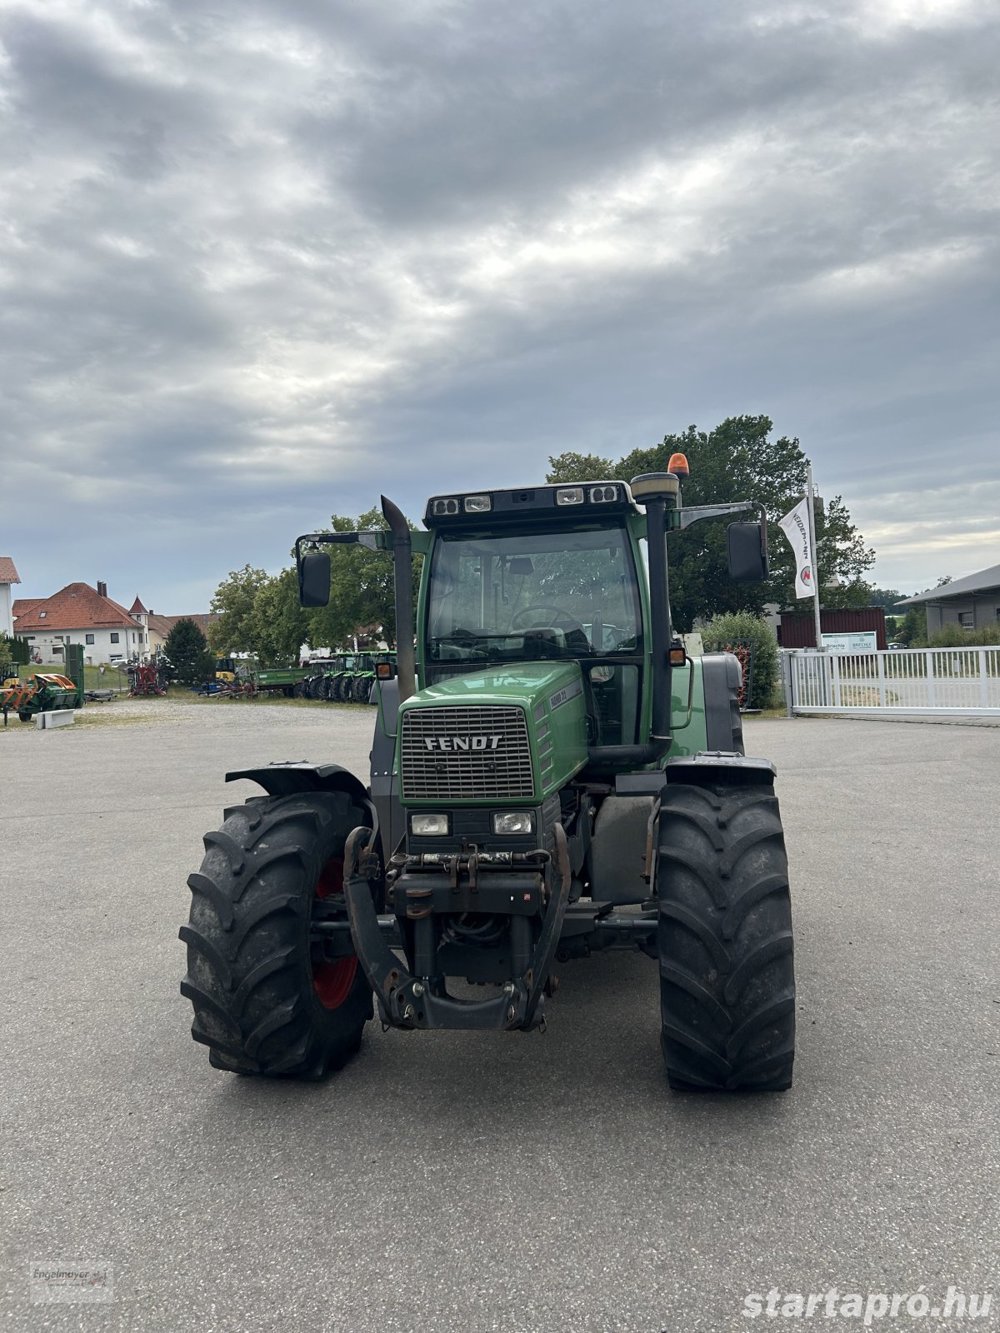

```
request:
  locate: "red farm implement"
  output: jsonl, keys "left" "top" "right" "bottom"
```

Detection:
{"left": 129, "top": 663, "right": 168, "bottom": 697}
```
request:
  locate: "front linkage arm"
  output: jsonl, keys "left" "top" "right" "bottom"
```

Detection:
{"left": 343, "top": 825, "right": 573, "bottom": 1032}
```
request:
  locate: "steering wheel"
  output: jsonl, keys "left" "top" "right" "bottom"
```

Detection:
{"left": 510, "top": 604, "right": 592, "bottom": 656}
{"left": 510, "top": 605, "right": 580, "bottom": 630}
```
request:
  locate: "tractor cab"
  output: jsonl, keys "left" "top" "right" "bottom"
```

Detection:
{"left": 419, "top": 485, "right": 646, "bottom": 752}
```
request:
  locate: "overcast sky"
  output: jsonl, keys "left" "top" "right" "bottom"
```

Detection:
{"left": 1, "top": 0, "right": 998, "bottom": 613}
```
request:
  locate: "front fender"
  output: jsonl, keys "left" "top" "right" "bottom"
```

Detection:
{"left": 225, "top": 761, "right": 370, "bottom": 805}
{"left": 666, "top": 753, "right": 776, "bottom": 786}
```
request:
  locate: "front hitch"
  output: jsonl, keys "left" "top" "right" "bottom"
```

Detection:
{"left": 343, "top": 824, "right": 573, "bottom": 1032}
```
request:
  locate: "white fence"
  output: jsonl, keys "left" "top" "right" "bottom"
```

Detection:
{"left": 786, "top": 646, "right": 1000, "bottom": 716}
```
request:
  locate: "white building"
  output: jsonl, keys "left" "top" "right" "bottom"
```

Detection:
{"left": 13, "top": 581, "right": 149, "bottom": 665}
{"left": 0, "top": 557, "right": 19, "bottom": 637}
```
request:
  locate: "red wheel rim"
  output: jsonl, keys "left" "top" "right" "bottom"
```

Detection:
{"left": 312, "top": 855, "right": 359, "bottom": 1009}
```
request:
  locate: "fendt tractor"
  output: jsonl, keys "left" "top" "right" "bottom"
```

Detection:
{"left": 181, "top": 462, "right": 795, "bottom": 1092}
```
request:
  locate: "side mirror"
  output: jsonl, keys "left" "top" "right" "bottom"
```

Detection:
{"left": 727, "top": 520, "right": 769, "bottom": 583}
{"left": 298, "top": 551, "right": 331, "bottom": 606}
{"left": 295, "top": 529, "right": 384, "bottom": 608}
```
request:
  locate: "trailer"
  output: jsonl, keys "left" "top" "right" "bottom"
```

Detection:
{"left": 250, "top": 667, "right": 314, "bottom": 697}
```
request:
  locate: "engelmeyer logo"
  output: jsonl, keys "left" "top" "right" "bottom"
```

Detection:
{"left": 423, "top": 736, "right": 503, "bottom": 752}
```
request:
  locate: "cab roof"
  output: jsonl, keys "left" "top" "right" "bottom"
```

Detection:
{"left": 423, "top": 481, "right": 638, "bottom": 528}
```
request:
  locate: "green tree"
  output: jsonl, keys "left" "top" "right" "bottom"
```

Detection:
{"left": 0, "top": 633, "right": 31, "bottom": 667}
{"left": 164, "top": 618, "right": 214, "bottom": 686}
{"left": 865, "top": 587, "right": 909, "bottom": 611}
{"left": 894, "top": 606, "right": 928, "bottom": 646}
{"left": 814, "top": 496, "right": 877, "bottom": 610}
{"left": 249, "top": 568, "right": 310, "bottom": 667}
{"left": 209, "top": 565, "right": 271, "bottom": 654}
{"left": 306, "top": 508, "right": 421, "bottom": 650}
{"left": 547, "top": 416, "right": 875, "bottom": 627}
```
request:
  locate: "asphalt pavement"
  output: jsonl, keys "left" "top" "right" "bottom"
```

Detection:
{"left": 1, "top": 701, "right": 998, "bottom": 1332}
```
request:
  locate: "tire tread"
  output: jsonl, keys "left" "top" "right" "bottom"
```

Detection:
{"left": 180, "top": 792, "right": 375, "bottom": 1078}
{"left": 657, "top": 781, "right": 795, "bottom": 1092}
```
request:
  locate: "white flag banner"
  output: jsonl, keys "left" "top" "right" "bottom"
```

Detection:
{"left": 778, "top": 498, "right": 814, "bottom": 599}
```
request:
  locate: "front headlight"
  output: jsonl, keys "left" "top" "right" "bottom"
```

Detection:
{"left": 410, "top": 813, "right": 450, "bottom": 836}
{"left": 491, "top": 811, "right": 535, "bottom": 835}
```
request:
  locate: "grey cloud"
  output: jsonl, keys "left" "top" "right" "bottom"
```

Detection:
{"left": 1, "top": 0, "right": 998, "bottom": 610}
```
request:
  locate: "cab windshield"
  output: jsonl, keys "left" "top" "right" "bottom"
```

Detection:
{"left": 425, "top": 526, "right": 642, "bottom": 667}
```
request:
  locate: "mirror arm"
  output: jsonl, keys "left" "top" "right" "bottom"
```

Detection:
{"left": 676, "top": 501, "right": 758, "bottom": 531}
{"left": 294, "top": 530, "right": 384, "bottom": 559}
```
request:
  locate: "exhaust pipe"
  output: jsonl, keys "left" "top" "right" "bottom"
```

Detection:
{"left": 381, "top": 496, "right": 416, "bottom": 703}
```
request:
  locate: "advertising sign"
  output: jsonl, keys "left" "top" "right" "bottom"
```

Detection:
{"left": 821, "top": 631, "right": 878, "bottom": 654}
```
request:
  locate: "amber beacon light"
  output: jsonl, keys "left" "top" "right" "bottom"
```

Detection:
{"left": 667, "top": 452, "right": 690, "bottom": 480}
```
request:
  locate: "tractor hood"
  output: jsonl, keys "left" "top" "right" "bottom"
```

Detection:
{"left": 396, "top": 662, "right": 589, "bottom": 804}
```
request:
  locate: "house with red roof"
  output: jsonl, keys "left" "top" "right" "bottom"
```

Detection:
{"left": 0, "top": 557, "right": 20, "bottom": 637}
{"left": 13, "top": 581, "right": 150, "bottom": 665}
{"left": 10, "top": 578, "right": 221, "bottom": 665}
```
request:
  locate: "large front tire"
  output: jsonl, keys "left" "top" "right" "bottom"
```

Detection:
{"left": 180, "top": 791, "right": 377, "bottom": 1078}
{"left": 656, "top": 781, "right": 795, "bottom": 1092}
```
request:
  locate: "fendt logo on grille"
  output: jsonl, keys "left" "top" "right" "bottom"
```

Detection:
{"left": 422, "top": 735, "right": 503, "bottom": 752}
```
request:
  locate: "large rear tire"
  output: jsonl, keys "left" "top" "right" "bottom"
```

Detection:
{"left": 656, "top": 781, "right": 794, "bottom": 1092}
{"left": 180, "top": 791, "right": 378, "bottom": 1078}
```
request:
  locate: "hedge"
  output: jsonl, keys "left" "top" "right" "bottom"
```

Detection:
{"left": 700, "top": 611, "right": 780, "bottom": 710}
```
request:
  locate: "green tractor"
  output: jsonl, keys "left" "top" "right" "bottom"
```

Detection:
{"left": 181, "top": 469, "right": 794, "bottom": 1091}
{"left": 324, "top": 653, "right": 357, "bottom": 702}
{"left": 347, "top": 650, "right": 397, "bottom": 703}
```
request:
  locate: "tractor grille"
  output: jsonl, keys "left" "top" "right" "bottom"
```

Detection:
{"left": 400, "top": 705, "right": 534, "bottom": 800}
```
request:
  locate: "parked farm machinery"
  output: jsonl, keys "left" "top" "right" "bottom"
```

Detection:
{"left": 1, "top": 673, "right": 82, "bottom": 722}
{"left": 129, "top": 663, "right": 170, "bottom": 697}
{"left": 197, "top": 661, "right": 315, "bottom": 699}
{"left": 294, "top": 652, "right": 396, "bottom": 704}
